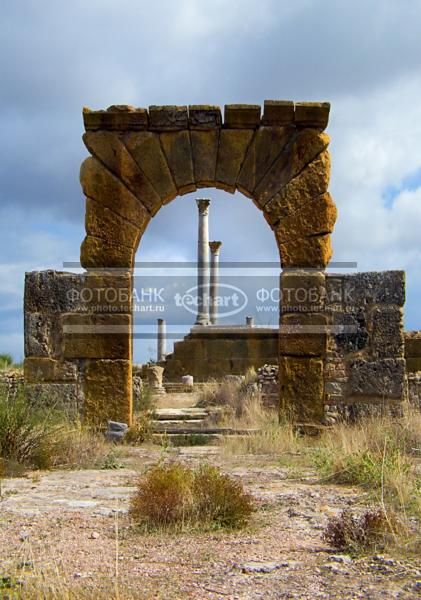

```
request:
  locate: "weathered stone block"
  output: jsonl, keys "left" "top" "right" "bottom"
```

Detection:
{"left": 205, "top": 339, "right": 234, "bottom": 360}
{"left": 338, "top": 271, "right": 405, "bottom": 308}
{"left": 160, "top": 130, "right": 196, "bottom": 194}
{"left": 370, "top": 306, "right": 404, "bottom": 359}
{"left": 80, "top": 157, "right": 151, "bottom": 228}
{"left": 24, "top": 357, "right": 78, "bottom": 383}
{"left": 25, "top": 382, "right": 84, "bottom": 415}
{"left": 224, "top": 104, "right": 261, "bottom": 128}
{"left": 84, "top": 359, "right": 132, "bottom": 425}
{"left": 263, "top": 150, "right": 331, "bottom": 225}
{"left": 25, "top": 271, "right": 85, "bottom": 314}
{"left": 294, "top": 102, "right": 330, "bottom": 129}
{"left": 406, "top": 357, "right": 421, "bottom": 373}
{"left": 188, "top": 105, "right": 222, "bottom": 129}
{"left": 124, "top": 131, "right": 177, "bottom": 204}
{"left": 190, "top": 129, "right": 219, "bottom": 187}
{"left": 237, "top": 126, "right": 294, "bottom": 198}
{"left": 281, "top": 269, "right": 326, "bottom": 313}
{"left": 62, "top": 313, "right": 131, "bottom": 359}
{"left": 279, "top": 356, "right": 324, "bottom": 421}
{"left": 347, "top": 358, "right": 406, "bottom": 398}
{"left": 255, "top": 129, "right": 329, "bottom": 207}
{"left": 261, "top": 100, "right": 294, "bottom": 125}
{"left": 24, "top": 312, "right": 55, "bottom": 357}
{"left": 83, "top": 106, "right": 148, "bottom": 131}
{"left": 85, "top": 198, "right": 141, "bottom": 249}
{"left": 80, "top": 235, "right": 135, "bottom": 269}
{"left": 83, "top": 131, "right": 162, "bottom": 216}
{"left": 279, "top": 234, "right": 332, "bottom": 268}
{"left": 274, "top": 192, "right": 337, "bottom": 242}
{"left": 81, "top": 271, "right": 132, "bottom": 314}
{"left": 279, "top": 312, "right": 327, "bottom": 356}
{"left": 148, "top": 105, "right": 188, "bottom": 130}
{"left": 215, "top": 129, "right": 254, "bottom": 192}
{"left": 332, "top": 309, "right": 369, "bottom": 353}
{"left": 405, "top": 332, "right": 421, "bottom": 358}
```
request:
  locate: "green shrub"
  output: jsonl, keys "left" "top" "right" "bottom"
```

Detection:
{"left": 0, "top": 386, "right": 63, "bottom": 472}
{"left": 0, "top": 354, "right": 13, "bottom": 370}
{"left": 130, "top": 462, "right": 254, "bottom": 530}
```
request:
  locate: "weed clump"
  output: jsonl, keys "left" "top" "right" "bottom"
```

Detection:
{"left": 130, "top": 462, "right": 253, "bottom": 530}
{"left": 323, "top": 509, "right": 391, "bottom": 554}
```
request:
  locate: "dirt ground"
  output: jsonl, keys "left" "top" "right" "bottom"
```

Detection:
{"left": 0, "top": 445, "right": 420, "bottom": 599}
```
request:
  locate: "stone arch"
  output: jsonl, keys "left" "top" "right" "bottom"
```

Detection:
{"left": 77, "top": 101, "right": 337, "bottom": 425}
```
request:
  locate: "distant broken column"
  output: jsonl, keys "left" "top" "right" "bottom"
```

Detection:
{"left": 195, "top": 199, "right": 211, "bottom": 326}
{"left": 209, "top": 241, "right": 222, "bottom": 325}
{"left": 157, "top": 318, "right": 166, "bottom": 362}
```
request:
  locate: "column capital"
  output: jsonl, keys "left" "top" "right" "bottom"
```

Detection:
{"left": 196, "top": 198, "right": 211, "bottom": 215}
{"left": 209, "top": 241, "right": 222, "bottom": 254}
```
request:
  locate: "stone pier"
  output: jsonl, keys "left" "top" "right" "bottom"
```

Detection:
{"left": 209, "top": 241, "right": 222, "bottom": 325}
{"left": 195, "top": 199, "right": 211, "bottom": 325}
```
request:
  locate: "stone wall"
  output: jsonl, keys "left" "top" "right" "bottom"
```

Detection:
{"left": 163, "top": 327, "right": 278, "bottom": 381}
{"left": 405, "top": 331, "right": 421, "bottom": 407}
{"left": 24, "top": 269, "right": 132, "bottom": 422}
{"left": 0, "top": 369, "right": 24, "bottom": 397}
{"left": 323, "top": 271, "right": 406, "bottom": 422}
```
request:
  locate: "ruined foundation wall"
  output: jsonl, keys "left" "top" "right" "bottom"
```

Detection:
{"left": 163, "top": 328, "right": 278, "bottom": 382}
{"left": 405, "top": 331, "right": 421, "bottom": 408}
{"left": 323, "top": 271, "right": 406, "bottom": 422}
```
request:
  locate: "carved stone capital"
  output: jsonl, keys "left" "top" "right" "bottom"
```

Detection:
{"left": 196, "top": 198, "right": 211, "bottom": 215}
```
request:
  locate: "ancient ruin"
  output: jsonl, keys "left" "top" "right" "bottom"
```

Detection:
{"left": 23, "top": 101, "right": 419, "bottom": 426}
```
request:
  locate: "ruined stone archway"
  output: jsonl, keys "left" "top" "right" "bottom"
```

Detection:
{"left": 75, "top": 101, "right": 336, "bottom": 424}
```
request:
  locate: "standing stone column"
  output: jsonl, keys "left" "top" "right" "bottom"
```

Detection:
{"left": 209, "top": 241, "right": 222, "bottom": 325}
{"left": 157, "top": 318, "right": 166, "bottom": 362}
{"left": 195, "top": 199, "right": 211, "bottom": 325}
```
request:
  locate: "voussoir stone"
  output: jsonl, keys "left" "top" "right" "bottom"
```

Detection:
{"left": 83, "top": 131, "right": 162, "bottom": 215}
{"left": 215, "top": 129, "right": 254, "bottom": 193}
{"left": 80, "top": 157, "right": 151, "bottom": 230}
{"left": 263, "top": 149, "right": 331, "bottom": 225}
{"left": 124, "top": 131, "right": 177, "bottom": 204}
{"left": 274, "top": 192, "right": 337, "bottom": 242}
{"left": 160, "top": 130, "right": 196, "bottom": 194}
{"left": 190, "top": 129, "right": 219, "bottom": 187}
{"left": 255, "top": 129, "right": 329, "bottom": 207}
{"left": 237, "top": 126, "right": 295, "bottom": 198}
{"left": 85, "top": 197, "right": 141, "bottom": 249}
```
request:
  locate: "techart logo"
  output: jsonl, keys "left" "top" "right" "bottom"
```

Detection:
{"left": 174, "top": 284, "right": 248, "bottom": 318}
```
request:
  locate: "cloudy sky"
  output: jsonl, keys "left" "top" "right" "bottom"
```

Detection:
{"left": 1, "top": 0, "right": 421, "bottom": 363}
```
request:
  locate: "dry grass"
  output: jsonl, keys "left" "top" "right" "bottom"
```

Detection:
{"left": 130, "top": 461, "right": 254, "bottom": 530}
